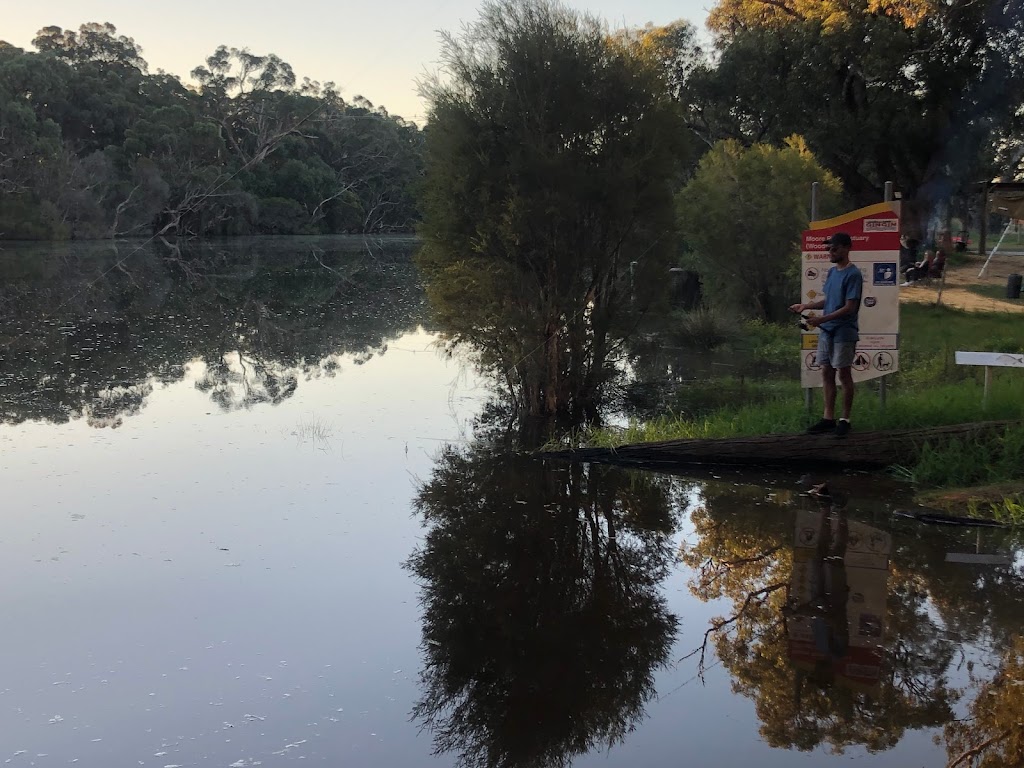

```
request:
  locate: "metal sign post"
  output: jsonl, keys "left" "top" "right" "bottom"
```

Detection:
{"left": 806, "top": 183, "right": 819, "bottom": 414}
{"left": 880, "top": 182, "right": 894, "bottom": 411}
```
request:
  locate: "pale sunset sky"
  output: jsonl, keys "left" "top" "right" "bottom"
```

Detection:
{"left": 4, "top": 0, "right": 712, "bottom": 124}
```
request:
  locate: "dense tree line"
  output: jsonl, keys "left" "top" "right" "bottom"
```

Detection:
{"left": 0, "top": 23, "right": 423, "bottom": 239}
{"left": 652, "top": 0, "right": 1024, "bottom": 236}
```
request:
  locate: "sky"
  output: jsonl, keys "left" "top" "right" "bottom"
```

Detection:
{"left": 4, "top": 0, "right": 713, "bottom": 124}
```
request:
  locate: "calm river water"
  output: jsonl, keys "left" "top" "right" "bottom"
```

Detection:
{"left": 1, "top": 237, "right": 1022, "bottom": 767}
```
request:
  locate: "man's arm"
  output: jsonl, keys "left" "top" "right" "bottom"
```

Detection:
{"left": 790, "top": 299, "right": 825, "bottom": 313}
{"left": 806, "top": 298, "right": 858, "bottom": 326}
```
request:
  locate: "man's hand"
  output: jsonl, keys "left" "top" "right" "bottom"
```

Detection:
{"left": 805, "top": 315, "right": 824, "bottom": 328}
{"left": 789, "top": 303, "right": 805, "bottom": 314}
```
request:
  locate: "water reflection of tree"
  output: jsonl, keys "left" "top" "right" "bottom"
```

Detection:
{"left": 944, "top": 635, "right": 1024, "bottom": 768}
{"left": 0, "top": 237, "right": 427, "bottom": 425}
{"left": 407, "top": 446, "right": 684, "bottom": 768}
{"left": 893, "top": 526, "right": 1024, "bottom": 652}
{"left": 679, "top": 484, "right": 957, "bottom": 754}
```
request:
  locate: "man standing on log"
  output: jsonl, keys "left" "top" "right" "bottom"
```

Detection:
{"left": 790, "top": 232, "right": 863, "bottom": 438}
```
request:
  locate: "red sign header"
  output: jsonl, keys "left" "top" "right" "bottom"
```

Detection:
{"left": 802, "top": 202, "right": 902, "bottom": 252}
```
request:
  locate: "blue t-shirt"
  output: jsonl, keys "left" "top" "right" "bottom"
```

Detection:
{"left": 820, "top": 264, "right": 863, "bottom": 342}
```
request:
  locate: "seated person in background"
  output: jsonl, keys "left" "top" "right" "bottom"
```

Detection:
{"left": 902, "top": 248, "right": 934, "bottom": 285}
{"left": 899, "top": 236, "right": 919, "bottom": 271}
{"left": 928, "top": 248, "right": 946, "bottom": 278}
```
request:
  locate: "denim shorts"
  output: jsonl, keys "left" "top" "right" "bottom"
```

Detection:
{"left": 817, "top": 332, "right": 857, "bottom": 369}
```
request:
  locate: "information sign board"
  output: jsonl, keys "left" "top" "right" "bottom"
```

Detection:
{"left": 800, "top": 202, "right": 901, "bottom": 387}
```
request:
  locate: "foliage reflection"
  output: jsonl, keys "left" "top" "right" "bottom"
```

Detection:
{"left": 408, "top": 447, "right": 685, "bottom": 768}
{"left": 0, "top": 237, "right": 426, "bottom": 426}
{"left": 679, "top": 483, "right": 1024, "bottom": 757}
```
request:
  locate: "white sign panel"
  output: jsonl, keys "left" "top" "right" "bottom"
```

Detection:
{"left": 800, "top": 203, "right": 902, "bottom": 388}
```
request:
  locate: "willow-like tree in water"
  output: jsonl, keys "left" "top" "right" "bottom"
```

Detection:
{"left": 417, "top": 0, "right": 686, "bottom": 434}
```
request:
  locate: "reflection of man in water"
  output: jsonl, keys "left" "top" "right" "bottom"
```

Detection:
{"left": 812, "top": 501, "right": 850, "bottom": 669}
{"left": 789, "top": 498, "right": 851, "bottom": 685}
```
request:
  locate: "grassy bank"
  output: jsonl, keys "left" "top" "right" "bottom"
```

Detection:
{"left": 918, "top": 484, "right": 1024, "bottom": 524}
{"left": 597, "top": 303, "right": 1024, "bottom": 443}
{"left": 588, "top": 303, "right": 1024, "bottom": 508}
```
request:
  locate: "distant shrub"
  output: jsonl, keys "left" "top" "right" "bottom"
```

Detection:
{"left": 677, "top": 306, "right": 737, "bottom": 349}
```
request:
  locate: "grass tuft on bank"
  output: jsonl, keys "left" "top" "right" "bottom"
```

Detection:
{"left": 917, "top": 483, "right": 1024, "bottom": 525}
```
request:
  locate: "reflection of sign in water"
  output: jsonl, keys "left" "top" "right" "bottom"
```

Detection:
{"left": 788, "top": 511, "right": 890, "bottom": 696}
{"left": 852, "top": 352, "right": 871, "bottom": 371}
{"left": 874, "top": 351, "right": 894, "bottom": 371}
{"left": 804, "top": 352, "right": 821, "bottom": 371}
{"left": 858, "top": 614, "right": 883, "bottom": 637}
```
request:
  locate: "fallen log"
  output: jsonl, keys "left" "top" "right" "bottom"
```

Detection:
{"left": 892, "top": 508, "right": 1007, "bottom": 528}
{"left": 540, "top": 421, "right": 1019, "bottom": 470}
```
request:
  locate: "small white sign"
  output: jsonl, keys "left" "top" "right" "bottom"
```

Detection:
{"left": 859, "top": 334, "right": 899, "bottom": 350}
{"left": 955, "top": 351, "right": 1024, "bottom": 368}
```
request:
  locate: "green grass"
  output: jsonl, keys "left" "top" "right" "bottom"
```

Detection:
{"left": 899, "top": 303, "right": 1024, "bottom": 356}
{"left": 586, "top": 377, "right": 1024, "bottom": 447}
{"left": 981, "top": 495, "right": 1024, "bottom": 525}
{"left": 964, "top": 283, "right": 1024, "bottom": 309}
{"left": 895, "top": 424, "right": 1024, "bottom": 488}
{"left": 918, "top": 483, "right": 1024, "bottom": 523}
{"left": 581, "top": 304, "right": 1024, "bottom": 492}
{"left": 662, "top": 377, "right": 794, "bottom": 420}
{"left": 954, "top": 226, "right": 1024, "bottom": 255}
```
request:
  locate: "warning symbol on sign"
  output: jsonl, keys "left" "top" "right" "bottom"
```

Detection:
{"left": 805, "top": 267, "right": 818, "bottom": 280}
{"left": 804, "top": 352, "right": 821, "bottom": 371}
{"left": 807, "top": 290, "right": 819, "bottom": 300}
{"left": 853, "top": 352, "right": 871, "bottom": 371}
{"left": 873, "top": 351, "right": 894, "bottom": 371}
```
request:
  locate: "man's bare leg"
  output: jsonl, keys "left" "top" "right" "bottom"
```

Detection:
{"left": 821, "top": 365, "right": 837, "bottom": 420}
{"left": 838, "top": 367, "right": 854, "bottom": 420}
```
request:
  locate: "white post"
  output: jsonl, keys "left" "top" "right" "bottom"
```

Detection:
{"left": 955, "top": 351, "right": 1024, "bottom": 407}
{"left": 879, "top": 182, "right": 894, "bottom": 412}
{"left": 806, "top": 183, "right": 819, "bottom": 414}
{"left": 978, "top": 220, "right": 1014, "bottom": 277}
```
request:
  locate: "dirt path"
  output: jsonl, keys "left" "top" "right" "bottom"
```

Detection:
{"left": 899, "top": 249, "right": 1024, "bottom": 313}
